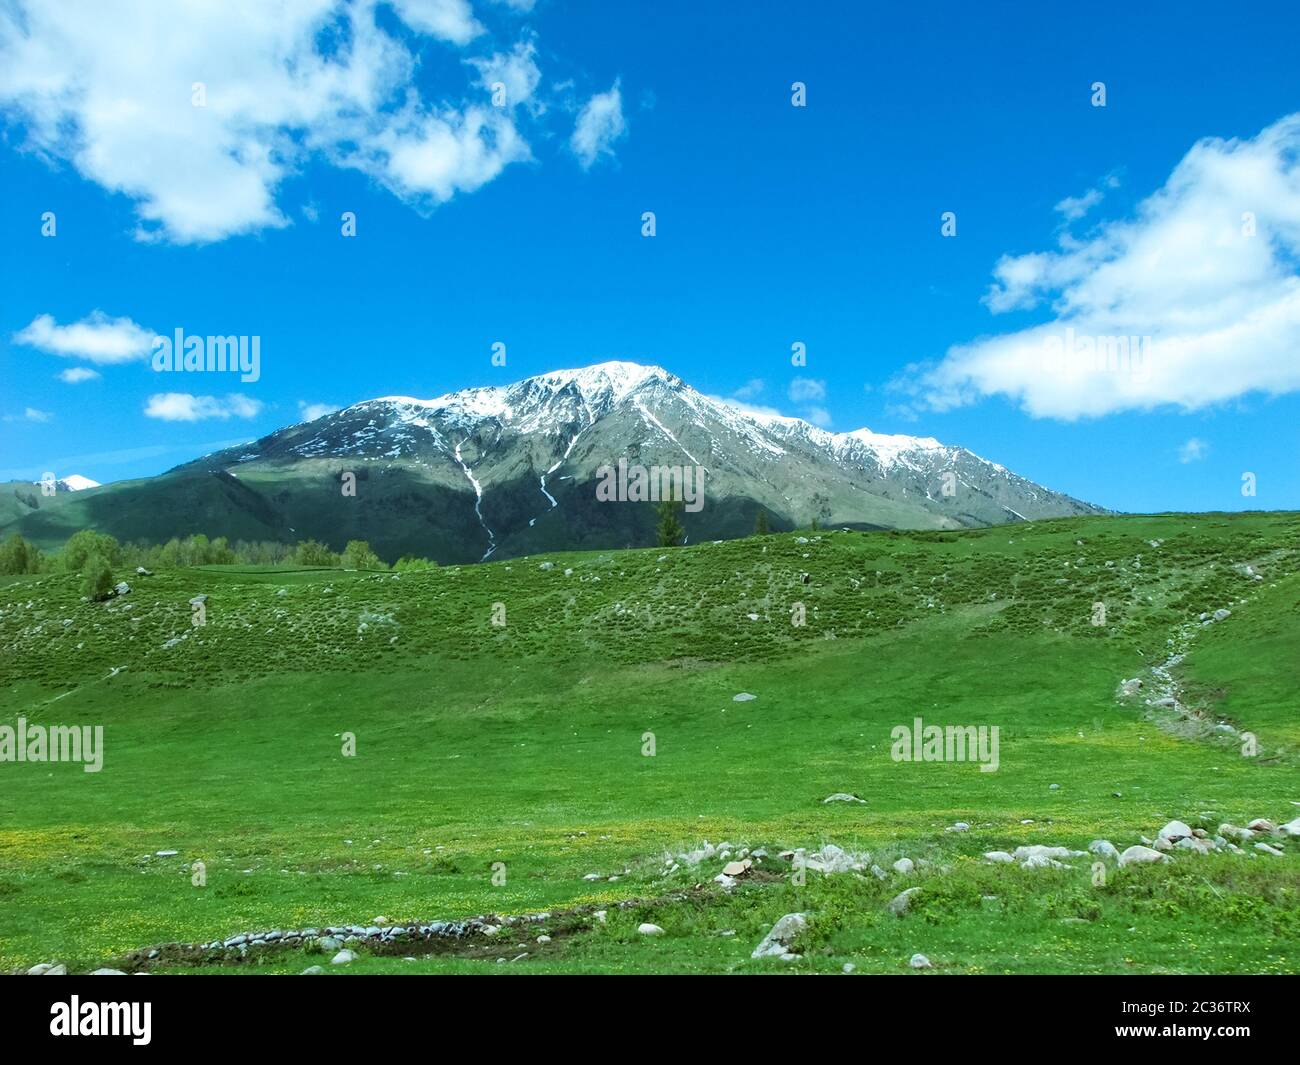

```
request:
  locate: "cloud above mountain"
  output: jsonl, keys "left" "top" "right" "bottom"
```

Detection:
{"left": 15, "top": 312, "right": 154, "bottom": 364}
{"left": 899, "top": 113, "right": 1300, "bottom": 420}
{"left": 0, "top": 0, "right": 619, "bottom": 243}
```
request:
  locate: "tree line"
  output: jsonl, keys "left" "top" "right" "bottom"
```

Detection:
{"left": 0, "top": 530, "right": 437, "bottom": 601}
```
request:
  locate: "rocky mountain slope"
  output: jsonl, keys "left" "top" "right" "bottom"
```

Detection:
{"left": 0, "top": 361, "right": 1104, "bottom": 562}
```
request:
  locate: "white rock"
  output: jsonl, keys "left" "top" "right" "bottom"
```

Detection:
{"left": 842, "top": 962, "right": 856, "bottom": 974}
{"left": 1157, "top": 820, "right": 1192, "bottom": 843}
{"left": 637, "top": 923, "right": 664, "bottom": 936}
{"left": 537, "top": 934, "right": 552, "bottom": 943}
{"left": 42, "top": 964, "right": 67, "bottom": 975}
{"left": 330, "top": 949, "right": 356, "bottom": 965}
{"left": 1213, "top": 609, "right": 1231, "bottom": 621}
{"left": 751, "top": 913, "right": 807, "bottom": 958}
{"left": 887, "top": 887, "right": 920, "bottom": 916}
{"left": 1021, "top": 855, "right": 1071, "bottom": 870}
{"left": 26, "top": 963, "right": 55, "bottom": 975}
{"left": 892, "top": 857, "right": 915, "bottom": 874}
{"left": 301, "top": 965, "right": 324, "bottom": 975}
{"left": 1089, "top": 840, "right": 1120, "bottom": 861}
{"left": 909, "top": 953, "right": 932, "bottom": 969}
{"left": 1118, "top": 845, "right": 1167, "bottom": 866}
{"left": 1255, "top": 842, "right": 1284, "bottom": 856}
{"left": 983, "top": 851, "right": 1015, "bottom": 864}
{"left": 822, "top": 793, "right": 866, "bottom": 804}
{"left": 1247, "top": 818, "right": 1276, "bottom": 833}
{"left": 1012, "top": 845, "right": 1082, "bottom": 861}
{"left": 732, "top": 692, "right": 757, "bottom": 702}
{"left": 1278, "top": 817, "right": 1300, "bottom": 839}
{"left": 946, "top": 822, "right": 969, "bottom": 833}
{"left": 89, "top": 968, "right": 126, "bottom": 975}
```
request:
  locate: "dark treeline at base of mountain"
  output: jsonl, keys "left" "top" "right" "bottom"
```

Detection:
{"left": 0, "top": 507, "right": 808, "bottom": 595}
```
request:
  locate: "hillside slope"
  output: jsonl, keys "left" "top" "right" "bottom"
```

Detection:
{"left": 0, "top": 362, "right": 1105, "bottom": 561}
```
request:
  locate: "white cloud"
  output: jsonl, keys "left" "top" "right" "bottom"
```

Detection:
{"left": 732, "top": 378, "right": 765, "bottom": 401}
{"left": 570, "top": 81, "right": 626, "bottom": 169}
{"left": 707, "top": 395, "right": 784, "bottom": 420}
{"left": 902, "top": 113, "right": 1300, "bottom": 420}
{"left": 0, "top": 1, "right": 540, "bottom": 243}
{"left": 802, "top": 406, "right": 832, "bottom": 428}
{"left": 14, "top": 312, "right": 154, "bottom": 364}
{"left": 467, "top": 39, "right": 542, "bottom": 112}
{"left": 788, "top": 376, "right": 826, "bottom": 403}
{"left": 6, "top": 408, "right": 53, "bottom": 423}
{"left": 58, "top": 367, "right": 102, "bottom": 383}
{"left": 390, "top": 0, "right": 483, "bottom": 45}
{"left": 145, "top": 393, "right": 264, "bottom": 422}
{"left": 1054, "top": 187, "right": 1103, "bottom": 221}
{"left": 1178, "top": 437, "right": 1210, "bottom": 463}
{"left": 298, "top": 400, "right": 340, "bottom": 421}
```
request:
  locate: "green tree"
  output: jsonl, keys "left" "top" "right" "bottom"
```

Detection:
{"left": 0, "top": 533, "right": 31, "bottom": 575}
{"left": 341, "top": 539, "right": 384, "bottom": 570}
{"left": 81, "top": 554, "right": 114, "bottom": 601}
{"left": 754, "top": 510, "right": 769, "bottom": 536}
{"left": 62, "top": 529, "right": 121, "bottom": 571}
{"left": 294, "top": 539, "right": 339, "bottom": 567}
{"left": 655, "top": 499, "right": 685, "bottom": 547}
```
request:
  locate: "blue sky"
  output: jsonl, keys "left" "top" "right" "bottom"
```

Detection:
{"left": 1, "top": 0, "right": 1298, "bottom": 513}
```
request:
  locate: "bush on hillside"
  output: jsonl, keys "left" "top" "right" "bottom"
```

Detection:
{"left": 81, "top": 554, "right": 114, "bottom": 601}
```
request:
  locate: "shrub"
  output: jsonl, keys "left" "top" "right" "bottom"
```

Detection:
{"left": 81, "top": 554, "right": 114, "bottom": 601}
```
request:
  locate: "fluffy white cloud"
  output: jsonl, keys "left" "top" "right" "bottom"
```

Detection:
{"left": 1178, "top": 437, "right": 1210, "bottom": 463}
{"left": 570, "top": 81, "right": 626, "bottom": 169}
{"left": 0, "top": 0, "right": 540, "bottom": 242}
{"left": 732, "top": 378, "right": 766, "bottom": 401}
{"left": 58, "top": 367, "right": 102, "bottom": 384}
{"left": 788, "top": 377, "right": 826, "bottom": 403}
{"left": 145, "top": 393, "right": 264, "bottom": 421}
{"left": 467, "top": 39, "right": 542, "bottom": 112}
{"left": 904, "top": 114, "right": 1300, "bottom": 420}
{"left": 298, "top": 400, "right": 340, "bottom": 421}
{"left": 14, "top": 312, "right": 154, "bottom": 364}
{"left": 390, "top": 0, "right": 482, "bottom": 45}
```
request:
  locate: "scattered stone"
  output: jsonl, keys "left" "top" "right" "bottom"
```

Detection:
{"left": 301, "top": 965, "right": 324, "bottom": 975}
{"left": 1118, "top": 845, "right": 1167, "bottom": 867}
{"left": 114, "top": 581, "right": 130, "bottom": 596}
{"left": 1279, "top": 818, "right": 1300, "bottom": 839}
{"left": 822, "top": 793, "right": 866, "bottom": 804}
{"left": 722, "top": 860, "right": 751, "bottom": 877}
{"left": 1157, "top": 820, "right": 1193, "bottom": 844}
{"left": 751, "top": 913, "right": 807, "bottom": 959}
{"left": 1049, "top": 784, "right": 1060, "bottom": 791}
{"left": 1213, "top": 609, "right": 1231, "bottom": 622}
{"left": 89, "top": 968, "right": 126, "bottom": 975}
{"left": 983, "top": 851, "right": 1015, "bottom": 864}
{"left": 1089, "top": 840, "right": 1120, "bottom": 861}
{"left": 1120, "top": 678, "right": 1143, "bottom": 696}
{"left": 732, "top": 692, "right": 757, "bottom": 702}
{"left": 1255, "top": 842, "right": 1284, "bottom": 857}
{"left": 637, "top": 924, "right": 664, "bottom": 936}
{"left": 536, "top": 934, "right": 552, "bottom": 944}
{"left": 946, "top": 822, "right": 969, "bottom": 833}
{"left": 1012, "top": 845, "right": 1082, "bottom": 861}
{"left": 909, "top": 953, "right": 932, "bottom": 969}
{"left": 842, "top": 962, "right": 856, "bottom": 974}
{"left": 330, "top": 949, "right": 356, "bottom": 965}
{"left": 887, "top": 887, "right": 921, "bottom": 916}
{"left": 892, "top": 857, "right": 915, "bottom": 874}
{"left": 155, "top": 849, "right": 178, "bottom": 857}
{"left": 1247, "top": 818, "right": 1276, "bottom": 833}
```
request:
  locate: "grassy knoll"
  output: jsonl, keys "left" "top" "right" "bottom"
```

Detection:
{"left": 1, "top": 513, "right": 1297, "bottom": 974}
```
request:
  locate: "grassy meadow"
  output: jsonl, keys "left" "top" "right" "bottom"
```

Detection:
{"left": 1, "top": 512, "right": 1297, "bottom": 974}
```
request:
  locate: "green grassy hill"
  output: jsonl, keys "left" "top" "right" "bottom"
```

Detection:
{"left": 1, "top": 512, "right": 1297, "bottom": 974}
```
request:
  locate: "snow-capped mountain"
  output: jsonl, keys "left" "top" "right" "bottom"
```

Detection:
{"left": 149, "top": 360, "right": 1103, "bottom": 562}
{"left": 32, "top": 474, "right": 101, "bottom": 492}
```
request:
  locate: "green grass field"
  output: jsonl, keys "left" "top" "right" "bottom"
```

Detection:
{"left": 2, "top": 512, "right": 1297, "bottom": 974}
